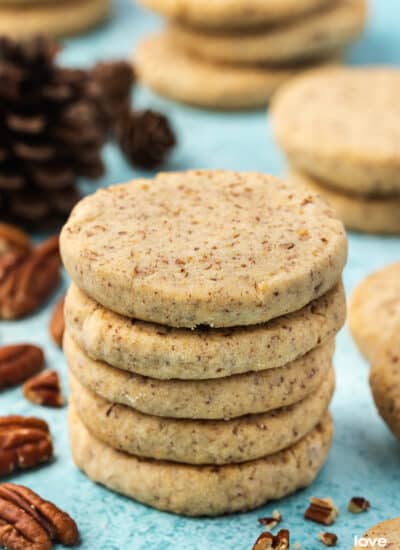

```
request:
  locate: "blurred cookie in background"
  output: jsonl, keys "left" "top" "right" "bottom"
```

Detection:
{"left": 0, "top": 0, "right": 111, "bottom": 38}
{"left": 349, "top": 263, "right": 400, "bottom": 362}
{"left": 289, "top": 169, "right": 400, "bottom": 235}
{"left": 169, "top": 0, "right": 366, "bottom": 66}
{"left": 135, "top": 31, "right": 342, "bottom": 110}
{"left": 273, "top": 66, "right": 400, "bottom": 233}
{"left": 139, "top": 0, "right": 334, "bottom": 29}
{"left": 135, "top": 0, "right": 366, "bottom": 109}
{"left": 370, "top": 324, "right": 400, "bottom": 440}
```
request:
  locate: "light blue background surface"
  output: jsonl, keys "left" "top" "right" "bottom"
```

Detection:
{"left": 1, "top": 1, "right": 400, "bottom": 548}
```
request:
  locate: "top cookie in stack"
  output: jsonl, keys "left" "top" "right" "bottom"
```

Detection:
{"left": 135, "top": 0, "right": 367, "bottom": 109}
{"left": 61, "top": 170, "right": 347, "bottom": 516}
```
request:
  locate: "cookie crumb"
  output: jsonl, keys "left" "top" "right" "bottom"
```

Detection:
{"left": 258, "top": 510, "right": 282, "bottom": 530}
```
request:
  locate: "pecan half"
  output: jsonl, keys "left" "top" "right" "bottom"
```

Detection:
{"left": 0, "top": 344, "right": 44, "bottom": 389}
{"left": 252, "top": 529, "right": 290, "bottom": 550}
{"left": 0, "top": 483, "right": 79, "bottom": 549}
{"left": 0, "top": 235, "right": 60, "bottom": 320}
{"left": 348, "top": 497, "right": 370, "bottom": 513}
{"left": 0, "top": 223, "right": 31, "bottom": 256}
{"left": 23, "top": 371, "right": 64, "bottom": 408}
{"left": 319, "top": 532, "right": 338, "bottom": 547}
{"left": 49, "top": 295, "right": 65, "bottom": 348}
{"left": 304, "top": 497, "right": 339, "bottom": 526}
{"left": 0, "top": 416, "right": 53, "bottom": 477}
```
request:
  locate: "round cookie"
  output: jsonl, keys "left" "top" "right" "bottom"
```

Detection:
{"left": 134, "top": 32, "right": 341, "bottom": 110}
{"left": 65, "top": 282, "right": 344, "bottom": 380}
{"left": 69, "top": 406, "right": 333, "bottom": 516}
{"left": 273, "top": 67, "right": 400, "bottom": 195}
{"left": 139, "top": 0, "right": 333, "bottom": 30}
{"left": 370, "top": 325, "right": 400, "bottom": 439}
{"left": 353, "top": 518, "right": 400, "bottom": 549}
{"left": 69, "top": 369, "right": 334, "bottom": 464}
{"left": 349, "top": 263, "right": 400, "bottom": 361}
{"left": 170, "top": 0, "right": 366, "bottom": 65}
{"left": 289, "top": 169, "right": 400, "bottom": 235}
{"left": 60, "top": 170, "right": 347, "bottom": 328}
{"left": 65, "top": 330, "right": 335, "bottom": 419}
{"left": 0, "top": 0, "right": 111, "bottom": 38}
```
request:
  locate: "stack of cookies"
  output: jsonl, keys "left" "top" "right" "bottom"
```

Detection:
{"left": 273, "top": 66, "right": 400, "bottom": 235}
{"left": 135, "top": 0, "right": 366, "bottom": 109}
{"left": 60, "top": 170, "right": 347, "bottom": 516}
{"left": 0, "top": 0, "right": 111, "bottom": 38}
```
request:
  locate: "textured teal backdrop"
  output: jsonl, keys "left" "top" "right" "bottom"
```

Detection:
{"left": 1, "top": 1, "right": 400, "bottom": 548}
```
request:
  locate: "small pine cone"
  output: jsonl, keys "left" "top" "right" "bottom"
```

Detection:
{"left": 0, "top": 35, "right": 107, "bottom": 229}
{"left": 115, "top": 109, "right": 176, "bottom": 170}
{"left": 90, "top": 60, "right": 135, "bottom": 129}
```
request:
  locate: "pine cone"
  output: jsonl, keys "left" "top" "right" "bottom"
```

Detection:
{"left": 90, "top": 60, "right": 135, "bottom": 131}
{"left": 115, "top": 109, "right": 176, "bottom": 170}
{"left": 0, "top": 36, "right": 107, "bottom": 229}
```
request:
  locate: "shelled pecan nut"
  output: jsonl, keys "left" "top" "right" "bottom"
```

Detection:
{"left": 23, "top": 371, "right": 64, "bottom": 408}
{"left": 0, "top": 483, "right": 79, "bottom": 549}
{"left": 49, "top": 295, "right": 65, "bottom": 348}
{"left": 0, "top": 249, "right": 25, "bottom": 281}
{"left": 0, "top": 235, "right": 61, "bottom": 319}
{"left": 0, "top": 223, "right": 31, "bottom": 255}
{"left": 0, "top": 416, "right": 53, "bottom": 477}
{"left": 0, "top": 344, "right": 44, "bottom": 389}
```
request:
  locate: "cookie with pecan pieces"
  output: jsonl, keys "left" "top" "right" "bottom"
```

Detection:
{"left": 350, "top": 263, "right": 400, "bottom": 361}
{"left": 61, "top": 170, "right": 346, "bottom": 328}
{"left": 70, "top": 406, "right": 333, "bottom": 516}
{"left": 353, "top": 518, "right": 400, "bottom": 549}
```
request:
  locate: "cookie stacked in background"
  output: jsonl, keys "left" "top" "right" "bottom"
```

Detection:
{"left": 60, "top": 170, "right": 347, "bottom": 517}
{"left": 273, "top": 66, "right": 400, "bottom": 235}
{"left": 350, "top": 263, "right": 400, "bottom": 440}
{"left": 0, "top": 0, "right": 111, "bottom": 38}
{"left": 134, "top": 0, "right": 366, "bottom": 110}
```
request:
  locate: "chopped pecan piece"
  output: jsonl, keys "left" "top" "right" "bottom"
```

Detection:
{"left": 0, "top": 483, "right": 79, "bottom": 549}
{"left": 23, "top": 371, "right": 64, "bottom": 408}
{"left": 0, "top": 344, "right": 44, "bottom": 389}
{"left": 304, "top": 497, "right": 338, "bottom": 526}
{"left": 0, "top": 223, "right": 31, "bottom": 255}
{"left": 0, "top": 416, "right": 53, "bottom": 477}
{"left": 49, "top": 295, "right": 65, "bottom": 348}
{"left": 253, "top": 532, "right": 274, "bottom": 550}
{"left": 348, "top": 497, "right": 370, "bottom": 513}
{"left": 319, "top": 532, "right": 337, "bottom": 547}
{"left": 252, "top": 529, "right": 290, "bottom": 549}
{"left": 259, "top": 510, "right": 282, "bottom": 530}
{"left": 0, "top": 235, "right": 60, "bottom": 320}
